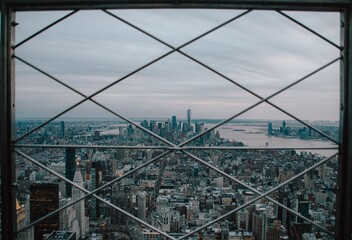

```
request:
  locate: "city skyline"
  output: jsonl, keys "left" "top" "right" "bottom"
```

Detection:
{"left": 15, "top": 113, "right": 338, "bottom": 239}
{"left": 15, "top": 9, "right": 340, "bottom": 121}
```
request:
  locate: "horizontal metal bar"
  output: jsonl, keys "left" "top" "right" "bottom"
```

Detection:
{"left": 16, "top": 144, "right": 337, "bottom": 239}
{"left": 184, "top": 146, "right": 339, "bottom": 150}
{"left": 11, "top": 6, "right": 344, "bottom": 238}
{"left": 15, "top": 149, "right": 173, "bottom": 236}
{"left": 14, "top": 144, "right": 339, "bottom": 151}
{"left": 178, "top": 152, "right": 337, "bottom": 239}
{"left": 5, "top": 0, "right": 350, "bottom": 12}
{"left": 7, "top": 0, "right": 350, "bottom": 4}
{"left": 14, "top": 144, "right": 170, "bottom": 149}
{"left": 13, "top": 10, "right": 78, "bottom": 49}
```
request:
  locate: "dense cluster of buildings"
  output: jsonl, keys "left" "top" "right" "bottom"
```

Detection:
{"left": 14, "top": 109, "right": 337, "bottom": 239}
{"left": 267, "top": 121, "right": 338, "bottom": 140}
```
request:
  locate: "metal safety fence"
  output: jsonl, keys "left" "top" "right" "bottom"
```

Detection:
{"left": 1, "top": 1, "right": 352, "bottom": 240}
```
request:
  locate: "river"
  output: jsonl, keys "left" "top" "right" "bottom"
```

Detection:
{"left": 211, "top": 124, "right": 338, "bottom": 157}
{"left": 100, "top": 123, "right": 338, "bottom": 157}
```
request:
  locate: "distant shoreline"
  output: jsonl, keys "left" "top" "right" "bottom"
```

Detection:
{"left": 15, "top": 118, "right": 339, "bottom": 126}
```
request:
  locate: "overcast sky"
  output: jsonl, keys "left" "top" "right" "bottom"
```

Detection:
{"left": 15, "top": 9, "right": 341, "bottom": 121}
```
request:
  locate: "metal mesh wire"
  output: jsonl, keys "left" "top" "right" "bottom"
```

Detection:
{"left": 13, "top": 8, "right": 340, "bottom": 239}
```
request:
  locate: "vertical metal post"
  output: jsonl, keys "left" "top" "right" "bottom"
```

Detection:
{"left": 337, "top": 4, "right": 352, "bottom": 240}
{"left": 0, "top": 3, "right": 17, "bottom": 240}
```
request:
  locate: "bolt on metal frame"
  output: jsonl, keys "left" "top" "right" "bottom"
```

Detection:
{"left": 1, "top": 1, "right": 352, "bottom": 240}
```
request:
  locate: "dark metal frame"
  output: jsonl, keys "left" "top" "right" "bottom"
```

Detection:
{"left": 1, "top": 1, "right": 352, "bottom": 239}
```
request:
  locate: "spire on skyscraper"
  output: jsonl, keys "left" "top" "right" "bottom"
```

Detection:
{"left": 73, "top": 164, "right": 83, "bottom": 187}
{"left": 72, "top": 157, "right": 88, "bottom": 238}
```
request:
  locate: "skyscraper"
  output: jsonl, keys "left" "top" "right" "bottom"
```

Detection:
{"left": 72, "top": 163, "right": 88, "bottom": 239}
{"left": 111, "top": 185, "right": 129, "bottom": 226}
{"left": 60, "top": 121, "right": 65, "bottom": 137}
{"left": 137, "top": 191, "right": 147, "bottom": 221}
{"left": 30, "top": 183, "right": 60, "bottom": 240}
{"left": 268, "top": 122, "right": 273, "bottom": 136}
{"left": 252, "top": 210, "right": 264, "bottom": 240}
{"left": 171, "top": 116, "right": 177, "bottom": 130}
{"left": 65, "top": 147, "right": 76, "bottom": 197}
{"left": 277, "top": 191, "right": 292, "bottom": 235}
{"left": 296, "top": 197, "right": 309, "bottom": 223}
{"left": 187, "top": 108, "right": 191, "bottom": 125}
{"left": 237, "top": 208, "right": 249, "bottom": 231}
{"left": 90, "top": 161, "right": 103, "bottom": 219}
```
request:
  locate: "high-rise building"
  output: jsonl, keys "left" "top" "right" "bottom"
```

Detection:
{"left": 268, "top": 122, "right": 273, "bottom": 136}
{"left": 59, "top": 198, "right": 79, "bottom": 237}
{"left": 127, "top": 124, "right": 134, "bottom": 136}
{"left": 65, "top": 147, "right": 76, "bottom": 197}
{"left": 252, "top": 210, "right": 264, "bottom": 240}
{"left": 171, "top": 116, "right": 177, "bottom": 130}
{"left": 72, "top": 163, "right": 89, "bottom": 239}
{"left": 296, "top": 197, "right": 310, "bottom": 223}
{"left": 90, "top": 161, "right": 103, "bottom": 219}
{"left": 266, "top": 220, "right": 287, "bottom": 240}
{"left": 60, "top": 121, "right": 65, "bottom": 137}
{"left": 263, "top": 206, "right": 276, "bottom": 240}
{"left": 182, "top": 122, "right": 190, "bottom": 133}
{"left": 237, "top": 208, "right": 249, "bottom": 231}
{"left": 195, "top": 122, "right": 205, "bottom": 134}
{"left": 276, "top": 191, "right": 292, "bottom": 235}
{"left": 30, "top": 182, "right": 60, "bottom": 240}
{"left": 187, "top": 107, "right": 192, "bottom": 126}
{"left": 111, "top": 185, "right": 130, "bottom": 226}
{"left": 137, "top": 191, "right": 147, "bottom": 221}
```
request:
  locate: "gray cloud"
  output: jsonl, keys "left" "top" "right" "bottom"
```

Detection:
{"left": 15, "top": 9, "right": 340, "bottom": 120}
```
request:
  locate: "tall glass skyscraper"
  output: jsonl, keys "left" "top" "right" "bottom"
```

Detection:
{"left": 187, "top": 108, "right": 191, "bottom": 125}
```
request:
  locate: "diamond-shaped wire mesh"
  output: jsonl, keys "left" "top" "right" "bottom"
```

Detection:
{"left": 13, "top": 8, "right": 340, "bottom": 239}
